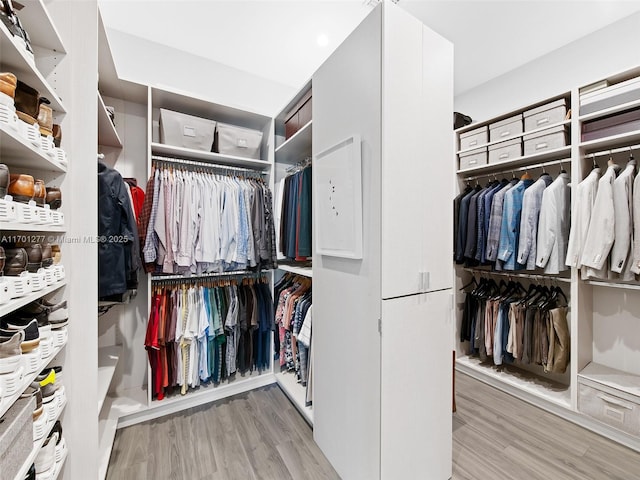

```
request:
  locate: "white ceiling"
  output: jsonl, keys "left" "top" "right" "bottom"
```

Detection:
{"left": 98, "top": 0, "right": 640, "bottom": 96}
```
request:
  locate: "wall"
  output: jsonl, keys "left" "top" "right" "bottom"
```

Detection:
{"left": 105, "top": 28, "right": 296, "bottom": 117}
{"left": 454, "top": 11, "right": 640, "bottom": 122}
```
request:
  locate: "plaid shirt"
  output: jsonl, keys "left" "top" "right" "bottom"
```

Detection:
{"left": 498, "top": 179, "right": 533, "bottom": 270}
{"left": 485, "top": 180, "right": 517, "bottom": 262}
{"left": 143, "top": 169, "right": 161, "bottom": 263}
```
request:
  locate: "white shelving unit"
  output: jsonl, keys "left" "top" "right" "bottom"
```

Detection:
{"left": 274, "top": 120, "right": 312, "bottom": 164}
{"left": 98, "top": 345, "right": 122, "bottom": 412}
{"left": 455, "top": 66, "right": 640, "bottom": 453}
{"left": 13, "top": 394, "right": 67, "bottom": 480}
{"left": 14, "top": 0, "right": 67, "bottom": 54}
{"left": 275, "top": 371, "right": 313, "bottom": 424}
{"left": 98, "top": 397, "right": 119, "bottom": 480}
{"left": 277, "top": 264, "right": 313, "bottom": 278}
{"left": 97, "top": 92, "right": 122, "bottom": 148}
{"left": 0, "top": 339, "right": 67, "bottom": 418}
{"left": 0, "top": 279, "right": 66, "bottom": 318}
{"left": 0, "top": 123, "right": 67, "bottom": 173}
{"left": 0, "top": 221, "right": 65, "bottom": 232}
{"left": 456, "top": 145, "right": 571, "bottom": 175}
{"left": 150, "top": 142, "right": 270, "bottom": 170}
{"left": 272, "top": 82, "right": 314, "bottom": 422}
{"left": 0, "top": 21, "right": 65, "bottom": 112}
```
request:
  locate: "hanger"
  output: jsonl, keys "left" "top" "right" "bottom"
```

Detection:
{"left": 591, "top": 154, "right": 598, "bottom": 171}
{"left": 460, "top": 276, "right": 477, "bottom": 291}
{"left": 559, "top": 159, "right": 567, "bottom": 174}
{"left": 520, "top": 167, "right": 532, "bottom": 180}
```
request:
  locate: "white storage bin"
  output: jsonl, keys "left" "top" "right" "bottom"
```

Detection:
{"left": 581, "top": 76, "right": 640, "bottom": 116}
{"left": 488, "top": 138, "right": 522, "bottom": 164}
{"left": 458, "top": 147, "right": 487, "bottom": 170}
{"left": 523, "top": 125, "right": 568, "bottom": 156}
{"left": 524, "top": 99, "right": 567, "bottom": 132}
{"left": 459, "top": 125, "right": 488, "bottom": 151}
{"left": 489, "top": 114, "right": 523, "bottom": 142}
{"left": 213, "top": 122, "right": 263, "bottom": 159}
{"left": 579, "top": 381, "right": 640, "bottom": 436}
{"left": 159, "top": 108, "right": 216, "bottom": 151}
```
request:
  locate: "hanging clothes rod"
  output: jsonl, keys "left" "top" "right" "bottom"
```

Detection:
{"left": 463, "top": 267, "right": 571, "bottom": 284}
{"left": 463, "top": 158, "right": 569, "bottom": 182}
{"left": 285, "top": 156, "right": 311, "bottom": 174}
{"left": 151, "top": 269, "right": 267, "bottom": 282}
{"left": 587, "top": 143, "right": 639, "bottom": 159}
{"left": 151, "top": 155, "right": 267, "bottom": 175}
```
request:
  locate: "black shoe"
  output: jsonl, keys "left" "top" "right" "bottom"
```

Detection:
{"left": 0, "top": 318, "right": 39, "bottom": 353}
{"left": 24, "top": 463, "right": 35, "bottom": 480}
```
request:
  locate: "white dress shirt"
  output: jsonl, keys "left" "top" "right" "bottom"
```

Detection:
{"left": 566, "top": 168, "right": 600, "bottom": 272}
{"left": 536, "top": 173, "right": 570, "bottom": 274}
{"left": 631, "top": 169, "right": 640, "bottom": 274}
{"left": 580, "top": 165, "right": 619, "bottom": 270}
{"left": 611, "top": 160, "right": 636, "bottom": 275}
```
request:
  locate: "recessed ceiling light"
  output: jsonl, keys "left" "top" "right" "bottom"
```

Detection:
{"left": 317, "top": 34, "right": 329, "bottom": 47}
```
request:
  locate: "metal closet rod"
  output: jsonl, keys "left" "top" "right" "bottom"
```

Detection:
{"left": 151, "top": 155, "right": 267, "bottom": 175}
{"left": 151, "top": 269, "right": 268, "bottom": 282}
{"left": 463, "top": 158, "right": 569, "bottom": 182}
{"left": 588, "top": 143, "right": 640, "bottom": 159}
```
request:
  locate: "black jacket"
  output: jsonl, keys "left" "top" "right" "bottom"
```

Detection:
{"left": 98, "top": 162, "right": 140, "bottom": 298}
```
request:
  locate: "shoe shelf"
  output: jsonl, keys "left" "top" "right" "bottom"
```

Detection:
{"left": 0, "top": 221, "right": 65, "bottom": 233}
{"left": 13, "top": 394, "right": 67, "bottom": 480}
{"left": 0, "top": 337, "right": 67, "bottom": 418}
{"left": 97, "top": 345, "right": 122, "bottom": 412}
{"left": 0, "top": 21, "right": 66, "bottom": 113}
{"left": 51, "top": 445, "right": 68, "bottom": 480}
{"left": 0, "top": 278, "right": 66, "bottom": 318}
{"left": 275, "top": 370, "right": 313, "bottom": 425}
{"left": 0, "top": 122, "right": 67, "bottom": 173}
{"left": 275, "top": 120, "right": 312, "bottom": 165}
{"left": 278, "top": 263, "right": 313, "bottom": 278}
{"left": 15, "top": 0, "right": 67, "bottom": 54}
{"left": 151, "top": 142, "right": 271, "bottom": 171}
{"left": 97, "top": 92, "right": 122, "bottom": 148}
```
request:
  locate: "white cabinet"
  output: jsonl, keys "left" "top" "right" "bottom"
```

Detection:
{"left": 313, "top": 3, "right": 453, "bottom": 479}
{"left": 381, "top": 7, "right": 453, "bottom": 300}
{"left": 381, "top": 290, "right": 453, "bottom": 480}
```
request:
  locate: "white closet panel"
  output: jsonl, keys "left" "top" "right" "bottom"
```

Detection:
{"left": 381, "top": 289, "right": 453, "bottom": 480}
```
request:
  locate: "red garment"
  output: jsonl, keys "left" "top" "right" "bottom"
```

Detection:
{"left": 129, "top": 185, "right": 145, "bottom": 221}
{"left": 145, "top": 294, "right": 164, "bottom": 400}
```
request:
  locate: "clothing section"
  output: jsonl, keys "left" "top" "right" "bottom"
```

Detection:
{"left": 275, "top": 163, "right": 312, "bottom": 261}
{"left": 454, "top": 170, "right": 570, "bottom": 274}
{"left": 138, "top": 163, "right": 278, "bottom": 276}
{"left": 274, "top": 273, "right": 313, "bottom": 404}
{"left": 566, "top": 158, "right": 640, "bottom": 280}
{"left": 98, "top": 161, "right": 142, "bottom": 302}
{"left": 460, "top": 277, "right": 570, "bottom": 374}
{"left": 145, "top": 276, "right": 273, "bottom": 401}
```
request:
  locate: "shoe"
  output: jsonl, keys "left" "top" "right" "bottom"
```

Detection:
{"left": 33, "top": 180, "right": 46, "bottom": 206}
{"left": 20, "top": 383, "right": 44, "bottom": 420}
{"left": 51, "top": 245, "right": 61, "bottom": 265}
{"left": 36, "top": 368, "right": 55, "bottom": 387}
{"left": 35, "top": 431, "right": 58, "bottom": 474}
{"left": 0, "top": 245, "right": 5, "bottom": 272}
{"left": 52, "top": 124, "right": 61, "bottom": 148}
{"left": 0, "top": 329, "right": 23, "bottom": 374}
{"left": 39, "top": 382, "right": 56, "bottom": 404}
{"left": 23, "top": 243, "right": 42, "bottom": 273}
{"left": 38, "top": 299, "right": 68, "bottom": 328}
{"left": 3, "top": 247, "right": 27, "bottom": 275}
{"left": 0, "top": 163, "right": 9, "bottom": 198}
{"left": 41, "top": 365, "right": 62, "bottom": 383}
{"left": 14, "top": 80, "right": 39, "bottom": 125}
{"left": 8, "top": 174, "right": 34, "bottom": 203}
{"left": 45, "top": 187, "right": 61, "bottom": 210}
{"left": 24, "top": 463, "right": 35, "bottom": 480}
{"left": 41, "top": 244, "right": 53, "bottom": 268}
{"left": 0, "top": 72, "right": 16, "bottom": 98}
{"left": 0, "top": 318, "right": 39, "bottom": 352}
{"left": 37, "top": 104, "right": 52, "bottom": 137}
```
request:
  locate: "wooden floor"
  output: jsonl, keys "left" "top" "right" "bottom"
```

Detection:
{"left": 108, "top": 374, "right": 640, "bottom": 480}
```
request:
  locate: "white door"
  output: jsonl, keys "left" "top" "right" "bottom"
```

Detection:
{"left": 381, "top": 289, "right": 453, "bottom": 480}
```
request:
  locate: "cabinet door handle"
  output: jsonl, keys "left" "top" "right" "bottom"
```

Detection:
{"left": 598, "top": 393, "right": 633, "bottom": 410}
{"left": 469, "top": 140, "right": 477, "bottom": 147}
{"left": 537, "top": 117, "right": 550, "bottom": 126}
{"left": 535, "top": 142, "right": 548, "bottom": 150}
{"left": 500, "top": 131, "right": 510, "bottom": 137}
{"left": 499, "top": 153, "right": 509, "bottom": 160}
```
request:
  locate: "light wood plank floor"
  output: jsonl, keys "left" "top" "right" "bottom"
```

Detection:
{"left": 108, "top": 374, "right": 640, "bottom": 479}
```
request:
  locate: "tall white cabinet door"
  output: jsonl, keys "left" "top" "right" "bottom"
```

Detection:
{"left": 381, "top": 3, "right": 454, "bottom": 299}
{"left": 312, "top": 6, "right": 383, "bottom": 480}
{"left": 381, "top": 289, "right": 453, "bottom": 480}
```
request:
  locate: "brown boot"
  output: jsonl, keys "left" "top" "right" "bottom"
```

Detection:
{"left": 45, "top": 187, "right": 61, "bottom": 210}
{"left": 0, "top": 72, "right": 17, "bottom": 99}
{"left": 33, "top": 179, "right": 46, "bottom": 206}
{"left": 8, "top": 174, "right": 34, "bottom": 203}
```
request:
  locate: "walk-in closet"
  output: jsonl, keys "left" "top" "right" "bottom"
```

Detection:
{"left": 1, "top": 1, "right": 640, "bottom": 480}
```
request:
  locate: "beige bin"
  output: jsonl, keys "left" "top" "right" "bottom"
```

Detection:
{"left": 459, "top": 125, "right": 488, "bottom": 151}
{"left": 523, "top": 125, "right": 568, "bottom": 156}
{"left": 489, "top": 138, "right": 522, "bottom": 164}
{"left": 159, "top": 108, "right": 216, "bottom": 151}
{"left": 523, "top": 99, "right": 567, "bottom": 132}
{"left": 214, "top": 123, "right": 263, "bottom": 159}
{"left": 489, "top": 114, "right": 523, "bottom": 142}
{"left": 459, "top": 147, "right": 487, "bottom": 170}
